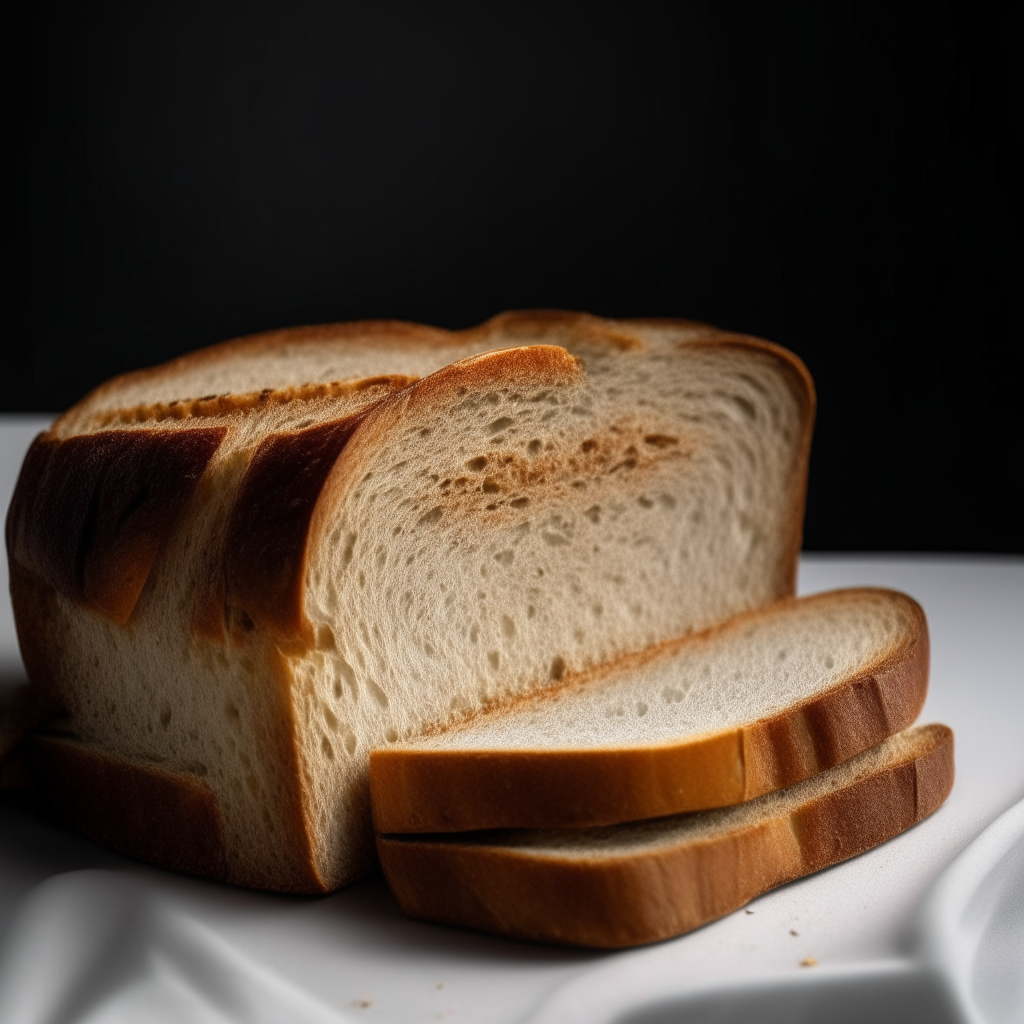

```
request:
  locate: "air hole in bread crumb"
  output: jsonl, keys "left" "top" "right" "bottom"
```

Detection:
{"left": 466, "top": 457, "right": 487, "bottom": 472}
{"left": 385, "top": 728, "right": 399, "bottom": 743}
{"left": 637, "top": 702, "right": 648, "bottom": 716}
{"left": 160, "top": 706, "right": 172, "bottom": 728}
{"left": 487, "top": 651, "right": 500, "bottom": 671}
{"left": 365, "top": 678, "right": 389, "bottom": 708}
{"left": 321, "top": 736, "right": 334, "bottom": 759}
{"left": 482, "top": 478, "right": 500, "bottom": 493}
{"left": 825, "top": 656, "right": 835, "bottom": 669}
{"left": 335, "top": 658, "right": 358, "bottom": 700}
{"left": 469, "top": 624, "right": 479, "bottom": 643}
{"left": 550, "top": 656, "right": 566, "bottom": 680}
{"left": 345, "top": 733, "right": 357, "bottom": 754}
{"left": 342, "top": 533, "right": 357, "bottom": 568}
{"left": 223, "top": 702, "right": 239, "bottom": 722}
{"left": 501, "top": 615, "right": 516, "bottom": 638}
{"left": 638, "top": 496, "right": 654, "bottom": 508}
{"left": 323, "top": 706, "right": 339, "bottom": 732}
{"left": 494, "top": 550, "right": 514, "bottom": 566}
{"left": 585, "top": 505, "right": 601, "bottom": 523}
{"left": 316, "top": 625, "right": 336, "bottom": 650}
{"left": 418, "top": 507, "right": 444, "bottom": 527}
{"left": 487, "top": 417, "right": 514, "bottom": 434}
{"left": 527, "top": 440, "right": 542, "bottom": 455}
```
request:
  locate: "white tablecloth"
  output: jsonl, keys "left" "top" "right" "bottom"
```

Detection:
{"left": 0, "top": 417, "right": 1021, "bottom": 1024}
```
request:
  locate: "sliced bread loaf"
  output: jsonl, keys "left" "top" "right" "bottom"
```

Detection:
{"left": 377, "top": 723, "right": 954, "bottom": 948}
{"left": 370, "top": 587, "right": 929, "bottom": 833}
{"left": 6, "top": 311, "right": 814, "bottom": 892}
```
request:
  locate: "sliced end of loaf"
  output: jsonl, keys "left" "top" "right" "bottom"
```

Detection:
{"left": 369, "top": 587, "right": 929, "bottom": 832}
{"left": 377, "top": 723, "right": 954, "bottom": 948}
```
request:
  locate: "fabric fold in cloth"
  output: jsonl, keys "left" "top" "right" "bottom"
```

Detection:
{"left": 0, "top": 870, "right": 349, "bottom": 1024}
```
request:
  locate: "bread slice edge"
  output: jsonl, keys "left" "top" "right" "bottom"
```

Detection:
{"left": 376, "top": 722, "right": 954, "bottom": 948}
{"left": 370, "top": 588, "right": 930, "bottom": 832}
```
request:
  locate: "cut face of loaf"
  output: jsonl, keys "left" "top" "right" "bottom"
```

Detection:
{"left": 6, "top": 311, "right": 814, "bottom": 893}
{"left": 377, "top": 723, "right": 955, "bottom": 948}
{"left": 370, "top": 588, "right": 930, "bottom": 832}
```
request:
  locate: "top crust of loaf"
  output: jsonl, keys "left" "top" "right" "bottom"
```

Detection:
{"left": 5, "top": 309, "right": 816, "bottom": 893}
{"left": 19, "top": 313, "right": 812, "bottom": 650}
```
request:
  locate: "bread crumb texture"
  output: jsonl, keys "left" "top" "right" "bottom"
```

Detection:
{"left": 399, "top": 588, "right": 918, "bottom": 750}
{"left": 9, "top": 311, "right": 814, "bottom": 892}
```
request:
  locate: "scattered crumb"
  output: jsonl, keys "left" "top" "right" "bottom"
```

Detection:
{"left": 353, "top": 998, "right": 373, "bottom": 1008}
{"left": 435, "top": 982, "right": 445, "bottom": 990}
{"left": 800, "top": 956, "right": 818, "bottom": 967}
{"left": 789, "top": 929, "right": 799, "bottom": 936}
{"left": 744, "top": 910, "right": 754, "bottom": 915}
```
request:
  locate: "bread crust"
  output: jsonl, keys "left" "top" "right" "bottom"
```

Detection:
{"left": 369, "top": 589, "right": 928, "bottom": 832}
{"left": 22, "top": 648, "right": 329, "bottom": 893}
{"left": 29, "top": 735, "right": 228, "bottom": 879}
{"left": 7, "top": 310, "right": 817, "bottom": 894}
{"left": 376, "top": 724, "right": 954, "bottom": 948}
{"left": 223, "top": 415, "right": 367, "bottom": 645}
{"left": 6, "top": 427, "right": 226, "bottom": 624}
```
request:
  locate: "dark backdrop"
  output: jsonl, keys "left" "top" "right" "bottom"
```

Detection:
{"left": 5, "top": 2, "right": 1021, "bottom": 552}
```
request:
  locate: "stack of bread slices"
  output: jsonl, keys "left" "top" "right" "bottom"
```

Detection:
{"left": 3, "top": 311, "right": 952, "bottom": 948}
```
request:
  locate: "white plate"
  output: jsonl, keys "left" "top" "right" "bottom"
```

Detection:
{"left": 1, "top": 419, "right": 1021, "bottom": 1024}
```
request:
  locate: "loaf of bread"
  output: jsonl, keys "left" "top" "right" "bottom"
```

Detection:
{"left": 5, "top": 311, "right": 814, "bottom": 892}
{"left": 377, "top": 723, "right": 954, "bottom": 948}
{"left": 371, "top": 587, "right": 929, "bottom": 833}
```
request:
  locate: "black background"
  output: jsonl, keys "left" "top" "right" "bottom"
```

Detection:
{"left": 5, "top": 2, "right": 1021, "bottom": 552}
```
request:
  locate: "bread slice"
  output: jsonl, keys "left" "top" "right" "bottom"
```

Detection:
{"left": 377, "top": 723, "right": 954, "bottom": 948}
{"left": 5, "top": 311, "right": 814, "bottom": 893}
{"left": 371, "top": 588, "right": 929, "bottom": 833}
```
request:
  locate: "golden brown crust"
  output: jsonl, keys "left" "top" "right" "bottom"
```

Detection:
{"left": 377, "top": 725, "right": 954, "bottom": 948}
{"left": 222, "top": 416, "right": 367, "bottom": 645}
{"left": 53, "top": 322, "right": 454, "bottom": 433}
{"left": 370, "top": 589, "right": 928, "bottom": 833}
{"left": 10, "top": 310, "right": 817, "bottom": 895}
{"left": 29, "top": 735, "right": 229, "bottom": 880}
{"left": 6, "top": 427, "right": 226, "bottom": 624}
{"left": 465, "top": 310, "right": 645, "bottom": 350}
{"left": 60, "top": 311, "right": 637, "bottom": 430}
{"left": 90, "top": 374, "right": 419, "bottom": 430}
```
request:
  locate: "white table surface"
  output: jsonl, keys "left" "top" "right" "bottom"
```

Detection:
{"left": 0, "top": 416, "right": 1021, "bottom": 1024}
